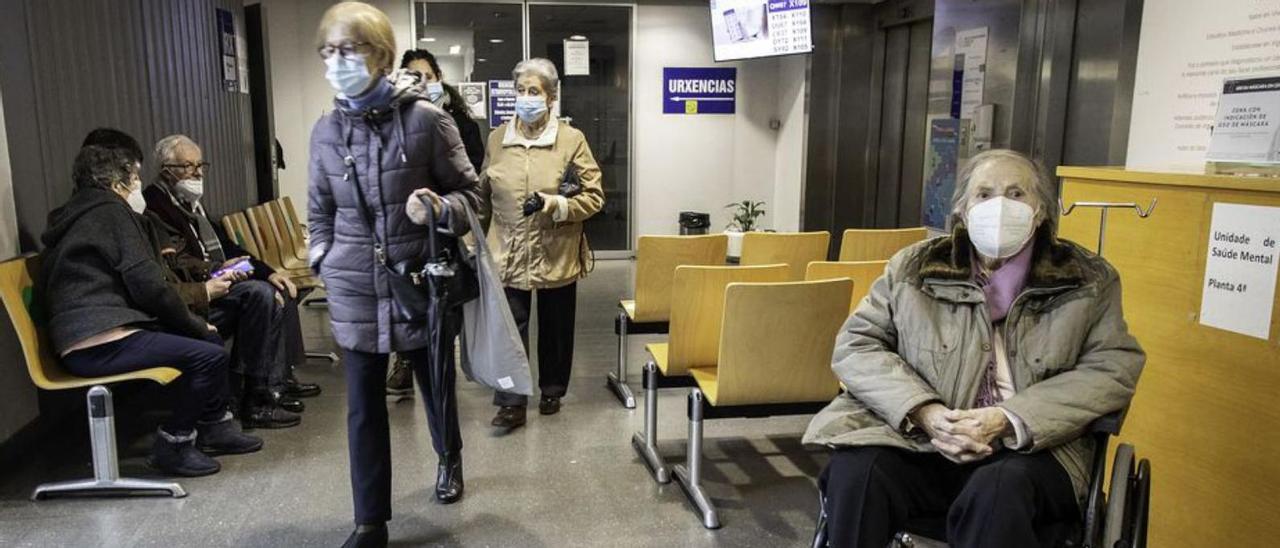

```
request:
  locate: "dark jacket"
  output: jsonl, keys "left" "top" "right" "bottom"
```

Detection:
{"left": 39, "top": 188, "right": 208, "bottom": 355}
{"left": 308, "top": 70, "right": 483, "bottom": 354}
{"left": 142, "top": 181, "right": 275, "bottom": 282}
{"left": 139, "top": 211, "right": 213, "bottom": 316}
{"left": 439, "top": 82, "right": 486, "bottom": 173}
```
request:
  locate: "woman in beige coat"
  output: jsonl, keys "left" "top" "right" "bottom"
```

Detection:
{"left": 480, "top": 58, "right": 605, "bottom": 430}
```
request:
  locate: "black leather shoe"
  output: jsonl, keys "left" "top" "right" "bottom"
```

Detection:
{"left": 275, "top": 391, "right": 306, "bottom": 414}
{"left": 538, "top": 396, "right": 561, "bottom": 416}
{"left": 385, "top": 356, "right": 414, "bottom": 397}
{"left": 490, "top": 406, "right": 527, "bottom": 430}
{"left": 241, "top": 403, "right": 302, "bottom": 429}
{"left": 341, "top": 524, "right": 388, "bottom": 548}
{"left": 284, "top": 377, "right": 322, "bottom": 399}
{"left": 435, "top": 453, "right": 464, "bottom": 504}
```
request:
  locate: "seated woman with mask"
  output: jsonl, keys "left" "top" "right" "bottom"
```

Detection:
{"left": 803, "top": 149, "right": 1145, "bottom": 548}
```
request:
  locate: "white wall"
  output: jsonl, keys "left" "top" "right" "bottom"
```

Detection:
{"left": 634, "top": 4, "right": 805, "bottom": 240}
{"left": 262, "top": 0, "right": 413, "bottom": 211}
{"left": 0, "top": 83, "right": 17, "bottom": 260}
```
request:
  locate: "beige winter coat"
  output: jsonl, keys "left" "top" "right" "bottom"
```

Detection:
{"left": 479, "top": 118, "right": 604, "bottom": 290}
{"left": 802, "top": 226, "right": 1145, "bottom": 503}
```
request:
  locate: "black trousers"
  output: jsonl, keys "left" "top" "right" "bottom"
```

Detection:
{"left": 820, "top": 447, "right": 1079, "bottom": 548}
{"left": 208, "top": 280, "right": 286, "bottom": 388}
{"left": 493, "top": 283, "right": 577, "bottom": 407}
{"left": 62, "top": 330, "right": 229, "bottom": 436}
{"left": 343, "top": 328, "right": 461, "bottom": 525}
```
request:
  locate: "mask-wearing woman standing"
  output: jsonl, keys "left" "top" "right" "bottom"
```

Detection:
{"left": 480, "top": 58, "right": 605, "bottom": 430}
{"left": 305, "top": 3, "right": 482, "bottom": 547}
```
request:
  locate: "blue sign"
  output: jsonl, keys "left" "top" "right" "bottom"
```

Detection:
{"left": 922, "top": 118, "right": 960, "bottom": 230}
{"left": 663, "top": 67, "right": 737, "bottom": 115}
{"left": 488, "top": 80, "right": 516, "bottom": 127}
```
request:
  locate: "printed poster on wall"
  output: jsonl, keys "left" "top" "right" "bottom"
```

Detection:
{"left": 488, "top": 80, "right": 516, "bottom": 128}
{"left": 564, "top": 40, "right": 590, "bottom": 76}
{"left": 1199, "top": 202, "right": 1280, "bottom": 340}
{"left": 459, "top": 82, "right": 487, "bottom": 120}
{"left": 1127, "top": 0, "right": 1280, "bottom": 171}
{"left": 216, "top": 9, "right": 238, "bottom": 93}
{"left": 922, "top": 118, "right": 961, "bottom": 230}
{"left": 662, "top": 67, "right": 737, "bottom": 115}
{"left": 1207, "top": 75, "right": 1280, "bottom": 163}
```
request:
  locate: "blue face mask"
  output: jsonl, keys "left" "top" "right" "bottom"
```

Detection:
{"left": 514, "top": 95, "right": 548, "bottom": 124}
{"left": 425, "top": 82, "right": 445, "bottom": 104}
{"left": 325, "top": 54, "right": 372, "bottom": 98}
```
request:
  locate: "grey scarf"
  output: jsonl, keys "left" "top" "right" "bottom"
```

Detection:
{"left": 162, "top": 182, "right": 225, "bottom": 263}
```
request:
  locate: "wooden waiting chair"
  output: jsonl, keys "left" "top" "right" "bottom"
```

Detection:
{"left": 221, "top": 212, "right": 261, "bottom": 260}
{"left": 838, "top": 227, "right": 928, "bottom": 262}
{"left": 0, "top": 255, "right": 186, "bottom": 500}
{"left": 268, "top": 199, "right": 308, "bottom": 263}
{"left": 632, "top": 263, "right": 789, "bottom": 484}
{"left": 247, "top": 205, "right": 309, "bottom": 274}
{"left": 805, "top": 260, "right": 889, "bottom": 314}
{"left": 739, "top": 231, "right": 831, "bottom": 281}
{"left": 610, "top": 234, "right": 728, "bottom": 408}
{"left": 675, "top": 278, "right": 851, "bottom": 528}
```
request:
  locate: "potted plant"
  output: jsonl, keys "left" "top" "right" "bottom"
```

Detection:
{"left": 724, "top": 200, "right": 766, "bottom": 259}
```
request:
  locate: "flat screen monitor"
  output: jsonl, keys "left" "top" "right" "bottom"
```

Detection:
{"left": 710, "top": 0, "right": 813, "bottom": 62}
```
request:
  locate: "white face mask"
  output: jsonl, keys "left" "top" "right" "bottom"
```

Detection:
{"left": 325, "top": 54, "right": 372, "bottom": 98}
{"left": 965, "top": 196, "right": 1036, "bottom": 259}
{"left": 125, "top": 186, "right": 147, "bottom": 214}
{"left": 174, "top": 178, "right": 204, "bottom": 203}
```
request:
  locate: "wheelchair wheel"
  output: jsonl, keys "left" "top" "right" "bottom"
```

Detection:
{"left": 1130, "top": 459, "right": 1151, "bottom": 548}
{"left": 1102, "top": 443, "right": 1135, "bottom": 547}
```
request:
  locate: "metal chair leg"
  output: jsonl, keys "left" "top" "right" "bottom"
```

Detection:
{"left": 32, "top": 386, "right": 186, "bottom": 500}
{"left": 607, "top": 307, "right": 636, "bottom": 408}
{"left": 630, "top": 360, "right": 670, "bottom": 483}
{"left": 673, "top": 389, "right": 720, "bottom": 529}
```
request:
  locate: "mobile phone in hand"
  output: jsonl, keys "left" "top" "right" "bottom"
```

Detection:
{"left": 212, "top": 258, "right": 254, "bottom": 279}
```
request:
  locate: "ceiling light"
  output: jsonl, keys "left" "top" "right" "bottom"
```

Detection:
{"left": 489, "top": 38, "right": 504, "bottom": 44}
{"left": 419, "top": 37, "right": 436, "bottom": 43}
{"left": 569, "top": 35, "right": 587, "bottom": 41}
{"left": 449, "top": 45, "right": 462, "bottom": 55}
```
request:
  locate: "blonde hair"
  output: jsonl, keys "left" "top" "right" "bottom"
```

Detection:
{"left": 316, "top": 2, "right": 397, "bottom": 75}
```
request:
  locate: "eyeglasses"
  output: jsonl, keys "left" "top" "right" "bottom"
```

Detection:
{"left": 317, "top": 42, "right": 369, "bottom": 61}
{"left": 162, "top": 162, "right": 210, "bottom": 175}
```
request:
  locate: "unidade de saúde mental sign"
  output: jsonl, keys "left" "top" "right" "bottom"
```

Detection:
{"left": 1199, "top": 203, "right": 1280, "bottom": 339}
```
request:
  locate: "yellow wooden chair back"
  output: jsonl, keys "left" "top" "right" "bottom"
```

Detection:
{"left": 268, "top": 200, "right": 307, "bottom": 262}
{"left": 805, "top": 260, "right": 889, "bottom": 314}
{"left": 632, "top": 235, "right": 728, "bottom": 323}
{"left": 838, "top": 227, "right": 928, "bottom": 262}
{"left": 222, "top": 212, "right": 261, "bottom": 259}
{"left": 740, "top": 231, "right": 831, "bottom": 281}
{"left": 708, "top": 278, "right": 852, "bottom": 406}
{"left": 664, "top": 264, "right": 789, "bottom": 377}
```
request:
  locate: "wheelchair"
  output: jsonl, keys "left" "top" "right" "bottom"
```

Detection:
{"left": 810, "top": 410, "right": 1151, "bottom": 548}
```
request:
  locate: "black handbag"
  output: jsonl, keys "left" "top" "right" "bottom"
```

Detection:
{"left": 344, "top": 154, "right": 478, "bottom": 321}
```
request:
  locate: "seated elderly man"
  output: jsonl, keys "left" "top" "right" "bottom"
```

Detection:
{"left": 803, "top": 149, "right": 1145, "bottom": 548}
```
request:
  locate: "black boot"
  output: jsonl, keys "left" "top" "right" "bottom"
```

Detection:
{"left": 197, "top": 414, "right": 264, "bottom": 456}
{"left": 435, "top": 453, "right": 464, "bottom": 504}
{"left": 490, "top": 406, "right": 527, "bottom": 430}
{"left": 341, "top": 523, "right": 388, "bottom": 548}
{"left": 274, "top": 389, "right": 306, "bottom": 413}
{"left": 241, "top": 387, "right": 302, "bottom": 429}
{"left": 285, "top": 367, "right": 322, "bottom": 398}
{"left": 147, "top": 428, "right": 220, "bottom": 477}
{"left": 385, "top": 355, "right": 414, "bottom": 397}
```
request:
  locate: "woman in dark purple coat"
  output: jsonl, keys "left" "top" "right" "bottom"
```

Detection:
{"left": 306, "top": 4, "right": 482, "bottom": 547}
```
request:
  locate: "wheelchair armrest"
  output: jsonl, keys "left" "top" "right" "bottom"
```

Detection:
{"left": 1087, "top": 407, "right": 1128, "bottom": 437}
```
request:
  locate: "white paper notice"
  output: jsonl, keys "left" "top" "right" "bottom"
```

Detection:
{"left": 1199, "top": 203, "right": 1280, "bottom": 339}
{"left": 458, "top": 82, "right": 487, "bottom": 120}
{"left": 564, "top": 40, "right": 590, "bottom": 76}
{"left": 956, "top": 27, "right": 988, "bottom": 121}
{"left": 1206, "top": 75, "right": 1280, "bottom": 163}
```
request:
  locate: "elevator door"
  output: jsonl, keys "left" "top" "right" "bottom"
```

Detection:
{"left": 868, "top": 17, "right": 933, "bottom": 229}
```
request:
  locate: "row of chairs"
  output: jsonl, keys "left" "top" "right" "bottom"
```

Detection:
{"left": 608, "top": 227, "right": 928, "bottom": 408}
{"left": 220, "top": 196, "right": 320, "bottom": 291}
{"left": 616, "top": 228, "right": 931, "bottom": 529}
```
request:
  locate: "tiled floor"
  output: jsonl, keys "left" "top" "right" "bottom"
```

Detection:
{"left": 0, "top": 260, "right": 828, "bottom": 547}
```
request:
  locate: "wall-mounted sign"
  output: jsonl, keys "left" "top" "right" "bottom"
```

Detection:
{"left": 488, "top": 80, "right": 516, "bottom": 128}
{"left": 564, "top": 40, "right": 590, "bottom": 76}
{"left": 1199, "top": 202, "right": 1280, "bottom": 340}
{"left": 1207, "top": 75, "right": 1280, "bottom": 164}
{"left": 459, "top": 82, "right": 487, "bottom": 120}
{"left": 663, "top": 67, "right": 737, "bottom": 115}
{"left": 954, "top": 27, "right": 988, "bottom": 121}
{"left": 922, "top": 118, "right": 961, "bottom": 230}
{"left": 216, "top": 9, "right": 238, "bottom": 93}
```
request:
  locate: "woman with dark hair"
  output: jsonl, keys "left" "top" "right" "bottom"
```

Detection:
{"left": 385, "top": 48, "right": 488, "bottom": 398}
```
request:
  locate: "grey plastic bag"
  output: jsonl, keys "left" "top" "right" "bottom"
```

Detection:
{"left": 458, "top": 201, "right": 533, "bottom": 396}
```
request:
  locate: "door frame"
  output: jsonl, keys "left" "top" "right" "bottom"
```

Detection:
{"left": 410, "top": 0, "right": 637, "bottom": 256}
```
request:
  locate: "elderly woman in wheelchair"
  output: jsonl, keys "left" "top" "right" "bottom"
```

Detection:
{"left": 803, "top": 149, "right": 1145, "bottom": 548}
